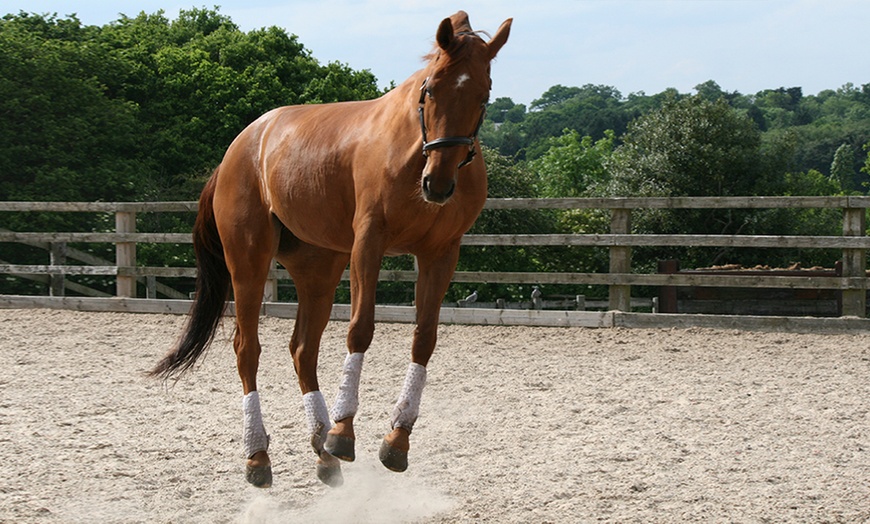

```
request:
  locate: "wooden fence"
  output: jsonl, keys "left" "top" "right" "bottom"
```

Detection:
{"left": 2, "top": 197, "right": 869, "bottom": 332}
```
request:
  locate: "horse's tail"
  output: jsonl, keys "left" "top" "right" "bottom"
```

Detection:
{"left": 150, "top": 167, "right": 230, "bottom": 379}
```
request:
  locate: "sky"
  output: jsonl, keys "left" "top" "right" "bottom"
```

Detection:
{"left": 4, "top": 0, "right": 869, "bottom": 106}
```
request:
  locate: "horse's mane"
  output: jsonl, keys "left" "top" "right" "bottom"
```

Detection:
{"left": 422, "top": 30, "right": 491, "bottom": 63}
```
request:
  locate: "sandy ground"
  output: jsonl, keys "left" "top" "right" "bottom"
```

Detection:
{"left": 1, "top": 308, "right": 868, "bottom": 523}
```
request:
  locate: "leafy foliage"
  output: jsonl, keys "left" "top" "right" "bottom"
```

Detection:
{"left": 2, "top": 8, "right": 869, "bottom": 301}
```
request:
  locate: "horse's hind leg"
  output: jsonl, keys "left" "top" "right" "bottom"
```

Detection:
{"left": 278, "top": 241, "right": 349, "bottom": 487}
{"left": 214, "top": 189, "right": 279, "bottom": 488}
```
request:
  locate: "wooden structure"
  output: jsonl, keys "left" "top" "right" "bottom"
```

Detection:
{"left": 1, "top": 197, "right": 869, "bottom": 331}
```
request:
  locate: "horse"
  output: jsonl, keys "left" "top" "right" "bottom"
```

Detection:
{"left": 150, "top": 10, "right": 512, "bottom": 488}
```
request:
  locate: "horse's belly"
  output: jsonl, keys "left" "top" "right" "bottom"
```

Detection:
{"left": 276, "top": 207, "right": 354, "bottom": 253}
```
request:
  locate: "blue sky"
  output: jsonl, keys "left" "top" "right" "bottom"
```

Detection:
{"left": 4, "top": 0, "right": 868, "bottom": 105}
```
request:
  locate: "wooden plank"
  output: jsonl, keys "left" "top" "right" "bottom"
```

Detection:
{"left": 0, "top": 232, "right": 192, "bottom": 243}
{"left": 1, "top": 266, "right": 865, "bottom": 291}
{"left": 0, "top": 260, "right": 112, "bottom": 297}
{"left": 483, "top": 196, "right": 870, "bottom": 210}
{"left": 448, "top": 271, "right": 864, "bottom": 290}
{"left": 0, "top": 265, "right": 119, "bottom": 275}
{"left": 0, "top": 295, "right": 194, "bottom": 314}
{"left": 5, "top": 196, "right": 870, "bottom": 214}
{"left": 462, "top": 233, "right": 870, "bottom": 249}
{"left": 615, "top": 312, "right": 870, "bottom": 334}
{"left": 4, "top": 231, "right": 869, "bottom": 250}
{"left": 4, "top": 296, "right": 870, "bottom": 333}
{"left": 124, "top": 266, "right": 198, "bottom": 278}
{"left": 0, "top": 201, "right": 198, "bottom": 212}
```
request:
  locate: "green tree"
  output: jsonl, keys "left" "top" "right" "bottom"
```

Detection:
{"left": 0, "top": 9, "right": 382, "bottom": 295}
{"left": 487, "top": 97, "right": 526, "bottom": 124}
{"left": 524, "top": 84, "right": 632, "bottom": 159}
{"left": 0, "top": 13, "right": 145, "bottom": 203}
{"left": 603, "top": 95, "right": 771, "bottom": 268}
{"left": 452, "top": 147, "right": 565, "bottom": 302}
{"left": 830, "top": 143, "right": 856, "bottom": 191}
{"left": 863, "top": 141, "right": 870, "bottom": 179}
{"left": 529, "top": 84, "right": 582, "bottom": 111}
{"left": 96, "top": 8, "right": 380, "bottom": 200}
{"left": 607, "top": 95, "right": 764, "bottom": 198}
{"left": 530, "top": 129, "right": 614, "bottom": 197}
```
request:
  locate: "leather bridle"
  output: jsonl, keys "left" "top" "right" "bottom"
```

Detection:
{"left": 418, "top": 76, "right": 487, "bottom": 169}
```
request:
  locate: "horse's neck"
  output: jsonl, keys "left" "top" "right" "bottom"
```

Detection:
{"left": 372, "top": 72, "right": 429, "bottom": 161}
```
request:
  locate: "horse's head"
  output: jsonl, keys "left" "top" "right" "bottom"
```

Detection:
{"left": 418, "top": 11, "right": 512, "bottom": 205}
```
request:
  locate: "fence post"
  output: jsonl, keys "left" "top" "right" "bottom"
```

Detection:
{"left": 608, "top": 208, "right": 632, "bottom": 311}
{"left": 116, "top": 211, "right": 136, "bottom": 298}
{"left": 264, "top": 259, "right": 278, "bottom": 302}
{"left": 49, "top": 242, "right": 66, "bottom": 296}
{"left": 146, "top": 276, "right": 157, "bottom": 299}
{"left": 841, "top": 206, "right": 866, "bottom": 317}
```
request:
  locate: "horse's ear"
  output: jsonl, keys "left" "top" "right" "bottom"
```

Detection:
{"left": 487, "top": 18, "right": 513, "bottom": 60}
{"left": 436, "top": 17, "right": 454, "bottom": 50}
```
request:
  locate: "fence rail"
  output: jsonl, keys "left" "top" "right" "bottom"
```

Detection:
{"left": 2, "top": 197, "right": 868, "bottom": 328}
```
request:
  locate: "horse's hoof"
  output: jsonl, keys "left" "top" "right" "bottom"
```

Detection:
{"left": 324, "top": 433, "right": 355, "bottom": 462}
{"left": 379, "top": 439, "right": 408, "bottom": 472}
{"left": 245, "top": 464, "right": 273, "bottom": 488}
{"left": 316, "top": 454, "right": 344, "bottom": 488}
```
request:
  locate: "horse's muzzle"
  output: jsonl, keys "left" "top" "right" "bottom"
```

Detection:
{"left": 421, "top": 174, "right": 456, "bottom": 204}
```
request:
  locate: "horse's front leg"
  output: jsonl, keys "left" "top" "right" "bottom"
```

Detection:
{"left": 324, "top": 226, "right": 385, "bottom": 465}
{"left": 380, "top": 244, "right": 460, "bottom": 472}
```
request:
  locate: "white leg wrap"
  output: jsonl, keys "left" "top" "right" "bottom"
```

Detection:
{"left": 331, "top": 352, "right": 365, "bottom": 422}
{"left": 302, "top": 391, "right": 332, "bottom": 448}
{"left": 242, "top": 391, "right": 269, "bottom": 459}
{"left": 391, "top": 362, "right": 427, "bottom": 432}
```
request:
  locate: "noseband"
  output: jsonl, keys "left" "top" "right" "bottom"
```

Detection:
{"left": 418, "top": 77, "right": 487, "bottom": 169}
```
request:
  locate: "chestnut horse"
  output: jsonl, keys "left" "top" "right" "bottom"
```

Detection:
{"left": 151, "top": 11, "right": 511, "bottom": 488}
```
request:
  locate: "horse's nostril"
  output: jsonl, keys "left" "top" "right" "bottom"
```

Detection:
{"left": 445, "top": 183, "right": 455, "bottom": 199}
{"left": 421, "top": 174, "right": 454, "bottom": 204}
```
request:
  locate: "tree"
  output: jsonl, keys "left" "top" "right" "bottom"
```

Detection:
{"left": 830, "top": 143, "right": 856, "bottom": 191}
{"left": 606, "top": 95, "right": 764, "bottom": 198}
{"left": 0, "top": 9, "right": 382, "bottom": 295}
{"left": 487, "top": 97, "right": 525, "bottom": 124}
{"left": 862, "top": 141, "right": 870, "bottom": 186}
{"left": 529, "top": 84, "right": 582, "bottom": 112}
{"left": 95, "top": 8, "right": 380, "bottom": 200}
{"left": 0, "top": 13, "right": 146, "bottom": 203}
{"left": 530, "top": 129, "right": 614, "bottom": 197}
{"left": 603, "top": 95, "right": 771, "bottom": 268}
{"left": 452, "top": 147, "right": 566, "bottom": 302}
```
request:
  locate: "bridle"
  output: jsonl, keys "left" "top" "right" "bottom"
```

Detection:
{"left": 418, "top": 76, "right": 488, "bottom": 169}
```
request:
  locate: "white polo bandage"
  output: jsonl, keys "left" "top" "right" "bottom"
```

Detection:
{"left": 302, "top": 390, "right": 332, "bottom": 446}
{"left": 391, "top": 362, "right": 427, "bottom": 432}
{"left": 242, "top": 391, "right": 269, "bottom": 459}
{"left": 331, "top": 352, "right": 365, "bottom": 422}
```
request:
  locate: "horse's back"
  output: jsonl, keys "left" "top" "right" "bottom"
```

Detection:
{"left": 215, "top": 99, "right": 384, "bottom": 253}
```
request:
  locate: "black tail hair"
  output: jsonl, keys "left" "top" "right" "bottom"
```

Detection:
{"left": 150, "top": 168, "right": 230, "bottom": 379}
